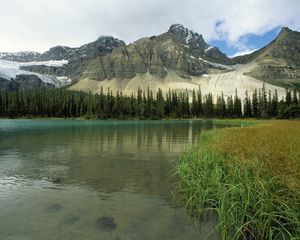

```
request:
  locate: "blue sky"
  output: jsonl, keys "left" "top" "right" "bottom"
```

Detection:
{"left": 210, "top": 27, "right": 282, "bottom": 57}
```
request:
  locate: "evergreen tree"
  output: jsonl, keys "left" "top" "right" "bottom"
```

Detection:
{"left": 243, "top": 90, "right": 252, "bottom": 117}
{"left": 204, "top": 93, "right": 214, "bottom": 118}
{"left": 215, "top": 92, "right": 226, "bottom": 118}
{"left": 227, "top": 96, "right": 234, "bottom": 117}
{"left": 156, "top": 88, "right": 164, "bottom": 118}
{"left": 292, "top": 89, "right": 298, "bottom": 105}
{"left": 270, "top": 90, "right": 279, "bottom": 117}
{"left": 191, "top": 89, "right": 197, "bottom": 117}
{"left": 197, "top": 87, "right": 203, "bottom": 117}
{"left": 233, "top": 89, "right": 242, "bottom": 117}
{"left": 285, "top": 87, "right": 292, "bottom": 106}
{"left": 259, "top": 83, "right": 268, "bottom": 118}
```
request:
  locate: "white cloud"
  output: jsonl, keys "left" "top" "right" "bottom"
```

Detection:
{"left": 0, "top": 0, "right": 299, "bottom": 52}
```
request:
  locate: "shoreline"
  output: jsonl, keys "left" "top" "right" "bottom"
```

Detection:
{"left": 174, "top": 120, "right": 300, "bottom": 239}
{"left": 0, "top": 117, "right": 294, "bottom": 121}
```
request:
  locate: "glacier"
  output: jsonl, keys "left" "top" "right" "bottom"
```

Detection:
{"left": 0, "top": 59, "right": 70, "bottom": 87}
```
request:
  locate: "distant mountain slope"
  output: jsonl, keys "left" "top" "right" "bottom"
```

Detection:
{"left": 70, "top": 62, "right": 286, "bottom": 101}
{"left": 232, "top": 27, "right": 300, "bottom": 88}
{"left": 0, "top": 59, "right": 70, "bottom": 90}
{"left": 0, "top": 36, "right": 125, "bottom": 63}
{"left": 0, "top": 51, "right": 41, "bottom": 62}
{"left": 0, "top": 36, "right": 125, "bottom": 90}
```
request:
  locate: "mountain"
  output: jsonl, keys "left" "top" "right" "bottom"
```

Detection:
{"left": 0, "top": 51, "right": 41, "bottom": 62}
{"left": 233, "top": 27, "right": 300, "bottom": 88}
{"left": 21, "top": 36, "right": 125, "bottom": 81}
{"left": 0, "top": 36, "right": 124, "bottom": 91}
{"left": 0, "top": 24, "right": 299, "bottom": 97}
{"left": 0, "top": 75, "right": 54, "bottom": 91}
{"left": 78, "top": 24, "right": 231, "bottom": 81}
{"left": 70, "top": 24, "right": 286, "bottom": 98}
{"left": 0, "top": 36, "right": 125, "bottom": 63}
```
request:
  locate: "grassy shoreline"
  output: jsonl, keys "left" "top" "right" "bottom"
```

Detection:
{"left": 175, "top": 120, "right": 300, "bottom": 239}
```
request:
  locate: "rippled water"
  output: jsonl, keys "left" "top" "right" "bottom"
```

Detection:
{"left": 0, "top": 119, "right": 224, "bottom": 240}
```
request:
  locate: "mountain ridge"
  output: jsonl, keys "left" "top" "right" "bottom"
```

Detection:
{"left": 0, "top": 24, "right": 299, "bottom": 94}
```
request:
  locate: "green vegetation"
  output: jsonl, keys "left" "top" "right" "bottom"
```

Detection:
{"left": 0, "top": 85, "right": 300, "bottom": 119}
{"left": 175, "top": 121, "right": 300, "bottom": 239}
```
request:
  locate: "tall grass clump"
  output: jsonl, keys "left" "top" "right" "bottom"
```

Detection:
{"left": 175, "top": 121, "right": 300, "bottom": 239}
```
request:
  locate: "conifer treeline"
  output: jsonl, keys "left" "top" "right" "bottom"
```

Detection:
{"left": 0, "top": 85, "right": 299, "bottom": 119}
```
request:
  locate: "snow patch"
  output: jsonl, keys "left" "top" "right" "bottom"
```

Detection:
{"left": 205, "top": 46, "right": 214, "bottom": 53}
{"left": 185, "top": 30, "right": 200, "bottom": 44}
{"left": 20, "top": 60, "right": 68, "bottom": 67}
{"left": 0, "top": 51, "right": 40, "bottom": 57}
{"left": 198, "top": 57, "right": 233, "bottom": 70}
{"left": 57, "top": 76, "right": 72, "bottom": 85}
{"left": 185, "top": 31, "right": 193, "bottom": 44}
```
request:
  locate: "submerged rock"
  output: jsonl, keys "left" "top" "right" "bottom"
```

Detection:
{"left": 53, "top": 177, "right": 63, "bottom": 184}
{"left": 61, "top": 216, "right": 80, "bottom": 225}
{"left": 96, "top": 216, "right": 117, "bottom": 231}
{"left": 47, "top": 203, "right": 62, "bottom": 212}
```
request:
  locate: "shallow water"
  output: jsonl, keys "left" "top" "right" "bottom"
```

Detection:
{"left": 0, "top": 119, "right": 223, "bottom": 240}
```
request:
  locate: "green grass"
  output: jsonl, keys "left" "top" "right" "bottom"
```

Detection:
{"left": 175, "top": 121, "right": 300, "bottom": 239}
{"left": 212, "top": 119, "right": 260, "bottom": 127}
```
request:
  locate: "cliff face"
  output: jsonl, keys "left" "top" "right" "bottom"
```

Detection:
{"left": 81, "top": 24, "right": 230, "bottom": 81}
{"left": 234, "top": 27, "right": 300, "bottom": 88}
{"left": 0, "top": 75, "right": 54, "bottom": 92}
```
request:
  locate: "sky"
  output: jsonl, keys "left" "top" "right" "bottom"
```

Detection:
{"left": 0, "top": 0, "right": 299, "bottom": 57}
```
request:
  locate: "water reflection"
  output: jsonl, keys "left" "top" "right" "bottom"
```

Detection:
{"left": 0, "top": 120, "right": 219, "bottom": 240}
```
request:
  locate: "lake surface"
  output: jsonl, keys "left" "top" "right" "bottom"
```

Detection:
{"left": 0, "top": 119, "right": 225, "bottom": 240}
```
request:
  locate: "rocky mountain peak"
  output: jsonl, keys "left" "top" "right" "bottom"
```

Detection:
{"left": 279, "top": 27, "right": 292, "bottom": 35}
{"left": 39, "top": 46, "right": 71, "bottom": 61}
{"left": 274, "top": 27, "right": 295, "bottom": 43}
{"left": 167, "top": 24, "right": 208, "bottom": 51}
{"left": 95, "top": 36, "right": 125, "bottom": 45}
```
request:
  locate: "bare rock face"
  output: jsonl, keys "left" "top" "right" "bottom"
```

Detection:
{"left": 166, "top": 24, "right": 209, "bottom": 51}
{"left": 38, "top": 46, "right": 71, "bottom": 61}
{"left": 81, "top": 25, "right": 230, "bottom": 81}
{"left": 237, "top": 27, "right": 300, "bottom": 88}
{"left": 164, "top": 24, "right": 229, "bottom": 64}
{"left": 0, "top": 74, "right": 55, "bottom": 92}
{"left": 14, "top": 74, "right": 55, "bottom": 90}
{"left": 0, "top": 78, "right": 17, "bottom": 92}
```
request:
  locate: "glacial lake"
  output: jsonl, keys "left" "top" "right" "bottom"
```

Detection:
{"left": 0, "top": 119, "right": 227, "bottom": 240}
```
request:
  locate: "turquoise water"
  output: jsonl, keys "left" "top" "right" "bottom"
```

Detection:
{"left": 0, "top": 119, "right": 221, "bottom": 240}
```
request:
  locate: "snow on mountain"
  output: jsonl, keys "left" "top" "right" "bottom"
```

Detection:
{"left": 0, "top": 51, "right": 41, "bottom": 62}
{"left": 198, "top": 57, "right": 233, "bottom": 70}
{"left": 188, "top": 55, "right": 232, "bottom": 70}
{"left": 20, "top": 60, "right": 68, "bottom": 67}
{"left": 204, "top": 46, "right": 214, "bottom": 53}
{"left": 0, "top": 59, "right": 70, "bottom": 87}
